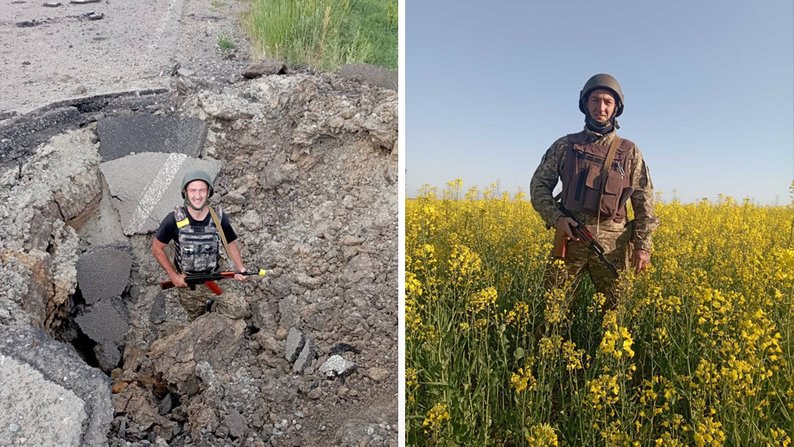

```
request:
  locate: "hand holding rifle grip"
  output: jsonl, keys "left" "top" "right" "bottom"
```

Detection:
{"left": 553, "top": 202, "right": 619, "bottom": 278}
{"left": 160, "top": 268, "right": 267, "bottom": 291}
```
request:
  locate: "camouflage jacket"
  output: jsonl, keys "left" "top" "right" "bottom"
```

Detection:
{"left": 530, "top": 128, "right": 659, "bottom": 251}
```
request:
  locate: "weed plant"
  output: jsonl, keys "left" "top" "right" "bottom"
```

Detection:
{"left": 217, "top": 35, "right": 236, "bottom": 51}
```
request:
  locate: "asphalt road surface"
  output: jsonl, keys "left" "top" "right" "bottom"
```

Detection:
{"left": 0, "top": 0, "right": 251, "bottom": 114}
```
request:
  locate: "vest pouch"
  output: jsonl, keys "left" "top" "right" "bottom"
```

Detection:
{"left": 580, "top": 165, "right": 602, "bottom": 215}
{"left": 194, "top": 241, "right": 219, "bottom": 272}
{"left": 178, "top": 231, "right": 220, "bottom": 274}
{"left": 598, "top": 170, "right": 623, "bottom": 217}
{"left": 179, "top": 245, "right": 197, "bottom": 272}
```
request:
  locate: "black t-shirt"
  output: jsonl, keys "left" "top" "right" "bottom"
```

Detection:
{"left": 155, "top": 208, "right": 238, "bottom": 245}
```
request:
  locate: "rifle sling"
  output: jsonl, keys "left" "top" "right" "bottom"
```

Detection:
{"left": 208, "top": 206, "right": 232, "bottom": 263}
{"left": 601, "top": 135, "right": 622, "bottom": 194}
{"left": 595, "top": 135, "right": 622, "bottom": 233}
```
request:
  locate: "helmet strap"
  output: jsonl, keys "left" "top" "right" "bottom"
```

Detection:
{"left": 184, "top": 196, "right": 207, "bottom": 212}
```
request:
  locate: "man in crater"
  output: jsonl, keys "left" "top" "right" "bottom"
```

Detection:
{"left": 152, "top": 169, "right": 250, "bottom": 320}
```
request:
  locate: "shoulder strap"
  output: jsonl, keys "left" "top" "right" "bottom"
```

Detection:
{"left": 208, "top": 205, "right": 231, "bottom": 260}
{"left": 173, "top": 206, "right": 189, "bottom": 229}
{"left": 602, "top": 135, "right": 622, "bottom": 176}
{"left": 595, "top": 135, "right": 623, "bottom": 233}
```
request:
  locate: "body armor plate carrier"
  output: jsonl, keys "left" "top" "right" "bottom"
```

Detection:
{"left": 560, "top": 132, "right": 634, "bottom": 222}
{"left": 173, "top": 205, "right": 222, "bottom": 274}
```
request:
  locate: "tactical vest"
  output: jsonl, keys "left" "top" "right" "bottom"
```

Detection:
{"left": 173, "top": 205, "right": 223, "bottom": 274}
{"left": 560, "top": 132, "right": 634, "bottom": 222}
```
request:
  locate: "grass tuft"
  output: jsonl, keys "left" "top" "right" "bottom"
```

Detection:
{"left": 244, "top": 0, "right": 397, "bottom": 71}
{"left": 217, "top": 35, "right": 236, "bottom": 51}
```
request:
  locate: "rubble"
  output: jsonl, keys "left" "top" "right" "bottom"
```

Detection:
{"left": 1, "top": 67, "right": 397, "bottom": 445}
{"left": 242, "top": 59, "right": 287, "bottom": 79}
{"left": 293, "top": 336, "right": 317, "bottom": 374}
{"left": 320, "top": 355, "right": 357, "bottom": 378}
{"left": 285, "top": 327, "right": 304, "bottom": 362}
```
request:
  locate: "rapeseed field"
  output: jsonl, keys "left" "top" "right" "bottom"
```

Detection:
{"left": 406, "top": 181, "right": 794, "bottom": 446}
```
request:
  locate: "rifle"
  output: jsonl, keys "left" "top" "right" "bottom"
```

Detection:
{"left": 552, "top": 204, "right": 619, "bottom": 278}
{"left": 160, "top": 269, "right": 267, "bottom": 295}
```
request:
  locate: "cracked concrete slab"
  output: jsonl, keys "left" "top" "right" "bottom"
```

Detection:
{"left": 75, "top": 299, "right": 129, "bottom": 346}
{"left": 0, "top": 325, "right": 112, "bottom": 447}
{"left": 0, "top": 354, "right": 88, "bottom": 446}
{"left": 76, "top": 247, "right": 132, "bottom": 305}
{"left": 100, "top": 153, "right": 222, "bottom": 235}
{"left": 96, "top": 114, "right": 207, "bottom": 163}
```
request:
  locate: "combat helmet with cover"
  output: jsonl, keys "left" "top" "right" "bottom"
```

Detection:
{"left": 579, "top": 73, "right": 624, "bottom": 117}
{"left": 180, "top": 169, "right": 215, "bottom": 198}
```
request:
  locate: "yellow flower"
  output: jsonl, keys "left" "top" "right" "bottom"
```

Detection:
{"left": 406, "top": 368, "right": 418, "bottom": 389}
{"left": 448, "top": 244, "right": 482, "bottom": 282}
{"left": 405, "top": 271, "right": 423, "bottom": 298}
{"left": 511, "top": 356, "right": 537, "bottom": 394}
{"left": 693, "top": 417, "right": 725, "bottom": 447}
{"left": 538, "top": 335, "right": 563, "bottom": 359}
{"left": 587, "top": 374, "right": 620, "bottom": 411}
{"left": 598, "top": 315, "right": 634, "bottom": 360}
{"left": 525, "top": 423, "right": 558, "bottom": 446}
{"left": 467, "top": 286, "right": 498, "bottom": 314}
{"left": 405, "top": 193, "right": 794, "bottom": 444}
{"left": 405, "top": 296, "right": 423, "bottom": 334}
{"left": 511, "top": 369, "right": 529, "bottom": 393}
{"left": 422, "top": 403, "right": 450, "bottom": 433}
{"left": 505, "top": 301, "right": 531, "bottom": 326}
{"left": 562, "top": 340, "right": 584, "bottom": 371}
{"left": 769, "top": 428, "right": 791, "bottom": 447}
{"left": 543, "top": 287, "right": 569, "bottom": 325}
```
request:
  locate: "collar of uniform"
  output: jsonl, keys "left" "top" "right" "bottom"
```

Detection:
{"left": 581, "top": 126, "right": 617, "bottom": 144}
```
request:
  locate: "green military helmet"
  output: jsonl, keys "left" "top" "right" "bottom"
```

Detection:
{"left": 180, "top": 169, "right": 214, "bottom": 198}
{"left": 579, "top": 73, "right": 624, "bottom": 117}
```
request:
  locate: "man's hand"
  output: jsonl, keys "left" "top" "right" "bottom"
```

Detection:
{"left": 169, "top": 272, "right": 188, "bottom": 288}
{"left": 228, "top": 241, "right": 248, "bottom": 282}
{"left": 631, "top": 249, "right": 651, "bottom": 272}
{"left": 556, "top": 216, "right": 579, "bottom": 240}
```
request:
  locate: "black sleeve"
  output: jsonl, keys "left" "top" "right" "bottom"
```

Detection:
{"left": 155, "top": 212, "right": 177, "bottom": 244}
{"left": 220, "top": 213, "right": 238, "bottom": 244}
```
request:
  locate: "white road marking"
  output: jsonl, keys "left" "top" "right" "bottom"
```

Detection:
{"left": 125, "top": 153, "right": 187, "bottom": 234}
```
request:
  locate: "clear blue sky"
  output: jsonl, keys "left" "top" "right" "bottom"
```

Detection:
{"left": 406, "top": 1, "right": 794, "bottom": 205}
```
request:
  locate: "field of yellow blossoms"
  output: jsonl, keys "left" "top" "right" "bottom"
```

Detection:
{"left": 406, "top": 181, "right": 794, "bottom": 446}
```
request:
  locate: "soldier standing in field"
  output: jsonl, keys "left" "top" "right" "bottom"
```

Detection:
{"left": 530, "top": 73, "right": 658, "bottom": 309}
{"left": 152, "top": 169, "right": 251, "bottom": 321}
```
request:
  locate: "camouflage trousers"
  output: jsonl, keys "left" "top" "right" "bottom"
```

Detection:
{"left": 176, "top": 284, "right": 250, "bottom": 321}
{"left": 543, "top": 223, "right": 632, "bottom": 311}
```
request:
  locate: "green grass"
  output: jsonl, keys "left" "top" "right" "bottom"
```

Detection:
{"left": 244, "top": 0, "right": 397, "bottom": 70}
{"left": 217, "top": 35, "right": 236, "bottom": 51}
